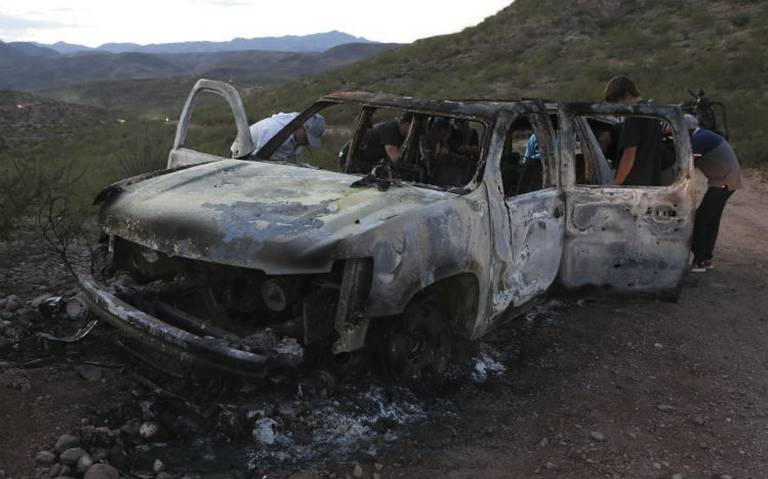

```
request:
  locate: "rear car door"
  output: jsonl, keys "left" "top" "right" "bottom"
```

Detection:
{"left": 481, "top": 102, "right": 564, "bottom": 333}
{"left": 556, "top": 102, "right": 695, "bottom": 296}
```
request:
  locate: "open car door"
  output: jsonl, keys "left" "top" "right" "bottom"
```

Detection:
{"left": 556, "top": 102, "right": 696, "bottom": 296}
{"left": 480, "top": 102, "right": 564, "bottom": 335}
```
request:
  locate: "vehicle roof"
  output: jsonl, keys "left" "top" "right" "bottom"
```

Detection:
{"left": 319, "top": 91, "right": 531, "bottom": 121}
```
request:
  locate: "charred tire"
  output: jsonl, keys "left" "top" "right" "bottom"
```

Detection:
{"left": 383, "top": 293, "right": 452, "bottom": 383}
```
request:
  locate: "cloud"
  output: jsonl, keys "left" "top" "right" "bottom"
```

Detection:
{"left": 0, "top": 13, "right": 81, "bottom": 41}
{"left": 0, "top": 14, "right": 61, "bottom": 31}
{"left": 192, "top": 0, "right": 251, "bottom": 6}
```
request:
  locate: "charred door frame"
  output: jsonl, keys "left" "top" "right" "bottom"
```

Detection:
{"left": 168, "top": 79, "right": 255, "bottom": 168}
{"left": 480, "top": 101, "right": 565, "bottom": 333}
{"left": 556, "top": 102, "right": 696, "bottom": 295}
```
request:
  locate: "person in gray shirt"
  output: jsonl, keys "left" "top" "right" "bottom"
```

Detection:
{"left": 685, "top": 114, "right": 743, "bottom": 272}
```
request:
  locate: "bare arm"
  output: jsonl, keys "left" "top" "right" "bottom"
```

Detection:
{"left": 385, "top": 144, "right": 401, "bottom": 163}
{"left": 614, "top": 147, "right": 637, "bottom": 185}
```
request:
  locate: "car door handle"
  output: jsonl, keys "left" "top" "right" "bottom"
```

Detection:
{"left": 553, "top": 207, "right": 563, "bottom": 218}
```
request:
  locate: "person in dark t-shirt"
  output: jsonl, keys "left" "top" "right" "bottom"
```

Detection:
{"left": 358, "top": 112, "right": 413, "bottom": 164}
{"left": 604, "top": 76, "right": 662, "bottom": 186}
{"left": 616, "top": 115, "right": 662, "bottom": 185}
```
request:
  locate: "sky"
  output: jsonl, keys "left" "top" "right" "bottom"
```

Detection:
{"left": 0, "top": 0, "right": 512, "bottom": 46}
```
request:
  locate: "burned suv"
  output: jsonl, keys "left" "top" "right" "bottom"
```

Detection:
{"left": 80, "top": 79, "right": 695, "bottom": 381}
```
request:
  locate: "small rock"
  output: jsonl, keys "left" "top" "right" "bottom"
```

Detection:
{"left": 654, "top": 342, "right": 664, "bottom": 349}
{"left": 60, "top": 465, "right": 71, "bottom": 476}
{"left": 59, "top": 447, "right": 86, "bottom": 465}
{"left": 74, "top": 365, "right": 103, "bottom": 382}
{"left": 91, "top": 448, "right": 109, "bottom": 462}
{"left": 153, "top": 459, "right": 165, "bottom": 473}
{"left": 76, "top": 453, "right": 93, "bottom": 474}
{"left": 671, "top": 474, "right": 684, "bottom": 479}
{"left": 121, "top": 420, "right": 140, "bottom": 436}
{"left": 139, "top": 421, "right": 159, "bottom": 439}
{"left": 64, "top": 296, "right": 88, "bottom": 320}
{"left": 372, "top": 474, "right": 381, "bottom": 479}
{"left": 590, "top": 431, "right": 606, "bottom": 442}
{"left": 54, "top": 434, "right": 80, "bottom": 452}
{"left": 538, "top": 437, "right": 549, "bottom": 448}
{"left": 719, "top": 475, "right": 733, "bottom": 479}
{"left": 252, "top": 417, "right": 277, "bottom": 445}
{"left": 653, "top": 462, "right": 662, "bottom": 469}
{"left": 545, "top": 461, "right": 557, "bottom": 470}
{"left": 83, "top": 464, "right": 120, "bottom": 479}
{"left": 374, "top": 463, "right": 384, "bottom": 471}
{"left": 38, "top": 296, "right": 65, "bottom": 318}
{"left": 156, "top": 473, "right": 173, "bottom": 479}
{"left": 16, "top": 377, "right": 32, "bottom": 394}
{"left": 5, "top": 295, "right": 20, "bottom": 312}
{"left": 31, "top": 294, "right": 53, "bottom": 309}
{"left": 287, "top": 471, "right": 319, "bottom": 479}
{"left": 657, "top": 404, "right": 676, "bottom": 412}
{"left": 352, "top": 462, "right": 363, "bottom": 478}
{"left": 35, "top": 451, "right": 55, "bottom": 465}
{"left": 692, "top": 415, "right": 705, "bottom": 425}
{"left": 108, "top": 444, "right": 129, "bottom": 470}
{"left": 48, "top": 463, "right": 62, "bottom": 478}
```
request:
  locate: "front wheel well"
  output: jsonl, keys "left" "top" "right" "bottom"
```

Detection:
{"left": 408, "top": 273, "right": 480, "bottom": 338}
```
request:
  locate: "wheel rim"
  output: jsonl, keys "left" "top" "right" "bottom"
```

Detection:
{"left": 384, "top": 296, "right": 451, "bottom": 382}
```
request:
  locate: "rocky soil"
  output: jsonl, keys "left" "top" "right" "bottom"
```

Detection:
{"left": 1, "top": 172, "right": 767, "bottom": 479}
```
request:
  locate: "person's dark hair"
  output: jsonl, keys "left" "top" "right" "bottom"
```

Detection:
{"left": 604, "top": 76, "right": 641, "bottom": 103}
{"left": 401, "top": 112, "right": 414, "bottom": 123}
{"left": 430, "top": 116, "right": 450, "bottom": 129}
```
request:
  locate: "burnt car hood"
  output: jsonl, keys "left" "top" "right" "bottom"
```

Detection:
{"left": 99, "top": 159, "right": 456, "bottom": 274}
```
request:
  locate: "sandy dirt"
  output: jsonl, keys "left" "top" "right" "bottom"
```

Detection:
{"left": 1, "top": 172, "right": 767, "bottom": 479}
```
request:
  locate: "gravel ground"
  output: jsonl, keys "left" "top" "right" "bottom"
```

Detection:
{"left": 1, "top": 172, "right": 767, "bottom": 479}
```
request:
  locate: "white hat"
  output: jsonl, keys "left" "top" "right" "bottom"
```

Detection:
{"left": 684, "top": 113, "right": 699, "bottom": 131}
{"left": 303, "top": 114, "right": 325, "bottom": 147}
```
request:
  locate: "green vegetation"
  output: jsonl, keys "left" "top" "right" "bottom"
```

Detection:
{"left": 228, "top": 0, "right": 768, "bottom": 165}
{"left": 0, "top": 93, "right": 175, "bottom": 236}
{"left": 2, "top": 0, "right": 766, "bottom": 237}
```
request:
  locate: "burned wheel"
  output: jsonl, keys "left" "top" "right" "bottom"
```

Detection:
{"left": 384, "top": 294, "right": 452, "bottom": 382}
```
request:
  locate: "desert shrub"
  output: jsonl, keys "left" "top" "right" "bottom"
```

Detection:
{"left": 0, "top": 155, "right": 85, "bottom": 238}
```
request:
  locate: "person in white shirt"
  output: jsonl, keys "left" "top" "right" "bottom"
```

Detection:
{"left": 233, "top": 112, "right": 325, "bottom": 161}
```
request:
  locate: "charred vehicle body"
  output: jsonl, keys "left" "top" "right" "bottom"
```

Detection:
{"left": 80, "top": 79, "right": 696, "bottom": 381}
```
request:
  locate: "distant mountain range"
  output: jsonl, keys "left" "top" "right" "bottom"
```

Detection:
{"left": 33, "top": 31, "right": 374, "bottom": 55}
{"left": 0, "top": 33, "right": 401, "bottom": 91}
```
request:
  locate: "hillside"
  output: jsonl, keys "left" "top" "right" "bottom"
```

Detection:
{"left": 0, "top": 41, "right": 401, "bottom": 91}
{"left": 236, "top": 0, "right": 768, "bottom": 165}
{"left": 0, "top": 90, "right": 112, "bottom": 147}
{"left": 35, "top": 31, "right": 374, "bottom": 55}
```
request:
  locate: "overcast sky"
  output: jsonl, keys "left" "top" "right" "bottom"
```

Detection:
{"left": 1, "top": 1, "right": 512, "bottom": 46}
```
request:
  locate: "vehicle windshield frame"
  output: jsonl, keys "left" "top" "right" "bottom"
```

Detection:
{"left": 250, "top": 94, "right": 498, "bottom": 193}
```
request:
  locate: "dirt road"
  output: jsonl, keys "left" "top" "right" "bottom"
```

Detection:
{"left": 1, "top": 173, "right": 767, "bottom": 479}
{"left": 370, "top": 174, "right": 768, "bottom": 479}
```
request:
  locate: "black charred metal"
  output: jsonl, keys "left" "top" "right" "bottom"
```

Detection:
{"left": 79, "top": 79, "right": 696, "bottom": 379}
